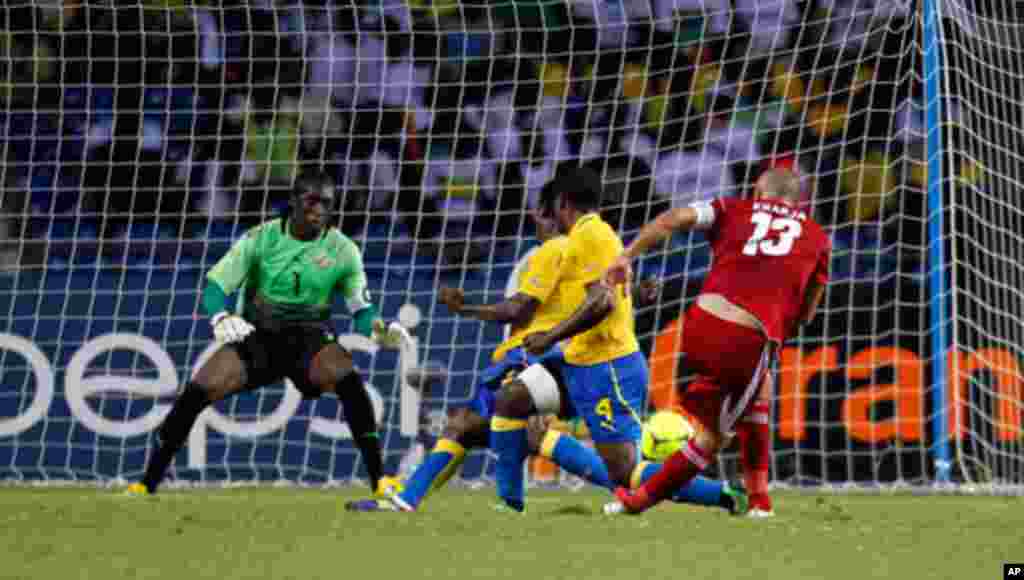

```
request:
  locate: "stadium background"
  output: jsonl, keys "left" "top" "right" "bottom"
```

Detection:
{"left": 0, "top": 0, "right": 1020, "bottom": 489}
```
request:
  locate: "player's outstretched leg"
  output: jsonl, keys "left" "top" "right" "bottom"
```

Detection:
{"left": 675, "top": 477, "right": 749, "bottom": 516}
{"left": 537, "top": 422, "right": 747, "bottom": 515}
{"left": 129, "top": 382, "right": 212, "bottom": 495}
{"left": 533, "top": 427, "right": 612, "bottom": 490}
{"left": 130, "top": 348, "right": 247, "bottom": 495}
{"left": 607, "top": 429, "right": 724, "bottom": 514}
{"left": 629, "top": 461, "right": 748, "bottom": 515}
{"left": 346, "top": 407, "right": 488, "bottom": 512}
{"left": 347, "top": 413, "right": 617, "bottom": 512}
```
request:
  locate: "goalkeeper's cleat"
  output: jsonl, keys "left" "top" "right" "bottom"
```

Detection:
{"left": 723, "top": 482, "right": 750, "bottom": 516}
{"left": 124, "top": 483, "right": 152, "bottom": 497}
{"left": 344, "top": 498, "right": 400, "bottom": 512}
{"left": 374, "top": 475, "right": 405, "bottom": 498}
{"left": 747, "top": 508, "right": 776, "bottom": 519}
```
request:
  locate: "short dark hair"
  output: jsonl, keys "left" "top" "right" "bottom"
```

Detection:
{"left": 292, "top": 170, "right": 335, "bottom": 200}
{"left": 543, "top": 166, "right": 603, "bottom": 213}
{"left": 538, "top": 180, "right": 558, "bottom": 218}
{"left": 538, "top": 161, "right": 580, "bottom": 216}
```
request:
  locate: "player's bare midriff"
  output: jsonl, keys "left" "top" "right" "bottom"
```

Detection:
{"left": 695, "top": 294, "right": 764, "bottom": 335}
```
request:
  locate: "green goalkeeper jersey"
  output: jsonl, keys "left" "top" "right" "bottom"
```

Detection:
{"left": 207, "top": 219, "right": 371, "bottom": 327}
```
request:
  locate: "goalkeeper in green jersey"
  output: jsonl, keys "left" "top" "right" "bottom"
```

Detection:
{"left": 127, "top": 172, "right": 408, "bottom": 496}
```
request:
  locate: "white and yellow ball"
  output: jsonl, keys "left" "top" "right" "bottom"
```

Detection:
{"left": 641, "top": 411, "right": 695, "bottom": 461}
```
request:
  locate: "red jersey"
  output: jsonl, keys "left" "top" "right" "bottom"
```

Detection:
{"left": 698, "top": 197, "right": 831, "bottom": 344}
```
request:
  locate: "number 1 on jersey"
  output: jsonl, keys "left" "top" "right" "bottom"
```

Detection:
{"left": 742, "top": 211, "right": 803, "bottom": 256}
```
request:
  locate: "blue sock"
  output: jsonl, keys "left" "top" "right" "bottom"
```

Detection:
{"left": 634, "top": 461, "right": 725, "bottom": 508}
{"left": 490, "top": 417, "right": 529, "bottom": 511}
{"left": 398, "top": 439, "right": 466, "bottom": 509}
{"left": 541, "top": 432, "right": 612, "bottom": 489}
{"left": 670, "top": 476, "right": 724, "bottom": 506}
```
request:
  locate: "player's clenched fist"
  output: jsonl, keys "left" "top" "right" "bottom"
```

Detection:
{"left": 438, "top": 286, "right": 464, "bottom": 314}
{"left": 522, "top": 331, "right": 553, "bottom": 356}
{"left": 210, "top": 312, "right": 255, "bottom": 343}
{"left": 604, "top": 255, "right": 633, "bottom": 287}
{"left": 635, "top": 277, "right": 659, "bottom": 306}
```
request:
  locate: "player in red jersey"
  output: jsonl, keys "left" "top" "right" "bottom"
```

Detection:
{"left": 602, "top": 169, "right": 830, "bottom": 516}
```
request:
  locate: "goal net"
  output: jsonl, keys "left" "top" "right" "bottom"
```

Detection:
{"left": 937, "top": 1, "right": 1024, "bottom": 490}
{"left": 0, "top": 0, "right": 1019, "bottom": 491}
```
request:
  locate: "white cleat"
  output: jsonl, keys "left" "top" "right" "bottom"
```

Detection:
{"left": 602, "top": 500, "right": 626, "bottom": 516}
{"left": 747, "top": 508, "right": 776, "bottom": 519}
{"left": 386, "top": 489, "right": 416, "bottom": 513}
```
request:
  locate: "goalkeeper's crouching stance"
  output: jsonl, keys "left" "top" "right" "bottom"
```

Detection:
{"left": 127, "top": 172, "right": 408, "bottom": 496}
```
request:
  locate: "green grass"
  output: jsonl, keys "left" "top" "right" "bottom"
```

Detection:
{"left": 1, "top": 487, "right": 1020, "bottom": 580}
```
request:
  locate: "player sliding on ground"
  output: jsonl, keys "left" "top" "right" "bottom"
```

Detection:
{"left": 345, "top": 208, "right": 599, "bottom": 511}
{"left": 490, "top": 167, "right": 747, "bottom": 514}
{"left": 347, "top": 173, "right": 744, "bottom": 514}
{"left": 127, "top": 173, "right": 408, "bottom": 496}
{"left": 602, "top": 168, "right": 831, "bottom": 518}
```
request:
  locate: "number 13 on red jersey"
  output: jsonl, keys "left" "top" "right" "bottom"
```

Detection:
{"left": 742, "top": 211, "right": 803, "bottom": 257}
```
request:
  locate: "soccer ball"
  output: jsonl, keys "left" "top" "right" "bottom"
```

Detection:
{"left": 641, "top": 411, "right": 695, "bottom": 461}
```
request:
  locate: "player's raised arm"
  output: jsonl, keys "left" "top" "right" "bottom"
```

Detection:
{"left": 439, "top": 225, "right": 565, "bottom": 328}
{"left": 439, "top": 287, "right": 541, "bottom": 328}
{"left": 626, "top": 202, "right": 713, "bottom": 259}
{"left": 204, "top": 227, "right": 263, "bottom": 343}
{"left": 605, "top": 202, "right": 715, "bottom": 286}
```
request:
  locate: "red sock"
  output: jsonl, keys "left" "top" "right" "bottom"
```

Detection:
{"left": 640, "top": 439, "right": 712, "bottom": 502}
{"left": 738, "top": 401, "right": 771, "bottom": 507}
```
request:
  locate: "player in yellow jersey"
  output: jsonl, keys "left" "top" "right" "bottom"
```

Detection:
{"left": 345, "top": 207, "right": 642, "bottom": 512}
{"left": 489, "top": 166, "right": 658, "bottom": 512}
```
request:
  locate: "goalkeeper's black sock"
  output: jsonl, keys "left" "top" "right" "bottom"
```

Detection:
{"left": 142, "top": 382, "right": 210, "bottom": 493}
{"left": 335, "top": 371, "right": 383, "bottom": 491}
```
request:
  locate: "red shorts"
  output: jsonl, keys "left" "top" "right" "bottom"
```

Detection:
{"left": 679, "top": 306, "right": 772, "bottom": 435}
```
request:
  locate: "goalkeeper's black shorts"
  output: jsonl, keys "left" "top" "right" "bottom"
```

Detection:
{"left": 228, "top": 324, "right": 341, "bottom": 399}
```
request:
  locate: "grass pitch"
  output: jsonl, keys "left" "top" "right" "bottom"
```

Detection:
{"left": 2, "top": 487, "right": 1019, "bottom": 580}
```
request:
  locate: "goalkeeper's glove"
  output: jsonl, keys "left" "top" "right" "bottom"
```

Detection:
{"left": 211, "top": 312, "right": 255, "bottom": 344}
{"left": 372, "top": 319, "right": 411, "bottom": 350}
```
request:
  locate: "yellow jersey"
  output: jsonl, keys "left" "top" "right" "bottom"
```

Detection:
{"left": 492, "top": 236, "right": 577, "bottom": 361}
{"left": 558, "top": 213, "right": 640, "bottom": 365}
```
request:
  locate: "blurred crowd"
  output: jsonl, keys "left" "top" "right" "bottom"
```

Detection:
{"left": 0, "top": 0, "right": 936, "bottom": 272}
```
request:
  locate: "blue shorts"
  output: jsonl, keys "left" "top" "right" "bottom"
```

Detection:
{"left": 467, "top": 346, "right": 564, "bottom": 420}
{"left": 561, "top": 351, "right": 649, "bottom": 445}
